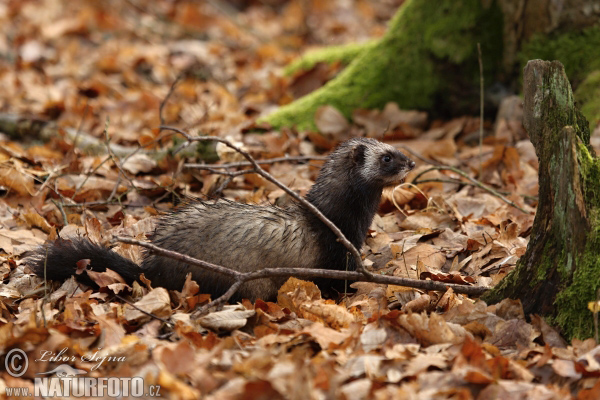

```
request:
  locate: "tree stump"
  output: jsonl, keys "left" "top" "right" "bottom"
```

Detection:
{"left": 484, "top": 60, "right": 600, "bottom": 339}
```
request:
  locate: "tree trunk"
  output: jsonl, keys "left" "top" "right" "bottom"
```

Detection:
{"left": 483, "top": 60, "right": 600, "bottom": 340}
{"left": 262, "top": 0, "right": 600, "bottom": 130}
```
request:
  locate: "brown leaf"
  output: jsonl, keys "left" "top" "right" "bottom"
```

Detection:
{"left": 75, "top": 259, "right": 91, "bottom": 275}
{"left": 197, "top": 306, "right": 256, "bottom": 332}
{"left": 403, "top": 294, "right": 431, "bottom": 313}
{"left": 123, "top": 287, "right": 172, "bottom": 323}
{"left": 530, "top": 314, "right": 568, "bottom": 348}
{"left": 0, "top": 165, "right": 34, "bottom": 195}
{"left": 302, "top": 322, "right": 350, "bottom": 350}
{"left": 488, "top": 319, "right": 538, "bottom": 349}
{"left": 314, "top": 105, "right": 350, "bottom": 136}
{"left": 86, "top": 268, "right": 126, "bottom": 287}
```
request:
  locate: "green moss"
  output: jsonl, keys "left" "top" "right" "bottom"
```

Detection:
{"left": 553, "top": 215, "right": 600, "bottom": 339}
{"left": 284, "top": 41, "right": 377, "bottom": 76}
{"left": 262, "top": 0, "right": 504, "bottom": 131}
{"left": 486, "top": 63, "right": 600, "bottom": 339}
{"left": 520, "top": 25, "right": 600, "bottom": 87}
{"left": 552, "top": 142, "right": 600, "bottom": 339}
{"left": 575, "top": 70, "right": 600, "bottom": 126}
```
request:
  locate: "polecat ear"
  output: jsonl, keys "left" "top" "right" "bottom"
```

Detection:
{"left": 351, "top": 144, "right": 366, "bottom": 165}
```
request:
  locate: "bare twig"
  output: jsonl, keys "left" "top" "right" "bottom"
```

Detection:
{"left": 113, "top": 236, "right": 490, "bottom": 317}
{"left": 71, "top": 99, "right": 89, "bottom": 154}
{"left": 72, "top": 154, "right": 112, "bottom": 198}
{"left": 51, "top": 199, "right": 68, "bottom": 226}
{"left": 159, "top": 125, "right": 368, "bottom": 275}
{"left": 102, "top": 118, "right": 138, "bottom": 192}
{"left": 594, "top": 288, "right": 600, "bottom": 343}
{"left": 193, "top": 168, "right": 256, "bottom": 178}
{"left": 412, "top": 178, "right": 538, "bottom": 201}
{"left": 411, "top": 166, "right": 530, "bottom": 214}
{"left": 184, "top": 155, "right": 327, "bottom": 170}
{"left": 159, "top": 74, "right": 183, "bottom": 128}
{"left": 477, "top": 43, "right": 484, "bottom": 178}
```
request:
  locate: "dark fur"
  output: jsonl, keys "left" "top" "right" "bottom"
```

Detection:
{"left": 28, "top": 138, "right": 415, "bottom": 301}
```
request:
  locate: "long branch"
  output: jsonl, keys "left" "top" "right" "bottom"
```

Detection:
{"left": 114, "top": 236, "right": 490, "bottom": 316}
{"left": 411, "top": 166, "right": 531, "bottom": 214}
{"left": 184, "top": 155, "right": 327, "bottom": 169}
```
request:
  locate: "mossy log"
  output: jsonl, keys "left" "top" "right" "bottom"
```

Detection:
{"left": 483, "top": 60, "right": 600, "bottom": 340}
{"left": 262, "top": 0, "right": 600, "bottom": 131}
{"left": 262, "top": 0, "right": 504, "bottom": 131}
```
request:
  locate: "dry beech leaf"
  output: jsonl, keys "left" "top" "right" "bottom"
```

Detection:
{"left": 86, "top": 268, "right": 127, "bottom": 287}
{"left": 365, "top": 232, "right": 392, "bottom": 254}
{"left": 382, "top": 186, "right": 415, "bottom": 206}
{"left": 530, "top": 314, "right": 568, "bottom": 348}
{"left": 302, "top": 322, "right": 350, "bottom": 349}
{"left": 314, "top": 105, "right": 349, "bottom": 136}
{"left": 300, "top": 302, "right": 355, "bottom": 330}
{"left": 399, "top": 211, "right": 456, "bottom": 231}
{"left": 277, "top": 277, "right": 322, "bottom": 313}
{"left": 124, "top": 287, "right": 172, "bottom": 323}
{"left": 0, "top": 165, "right": 34, "bottom": 195}
{"left": 551, "top": 359, "right": 582, "bottom": 379}
{"left": 436, "top": 288, "right": 462, "bottom": 312}
{"left": 403, "top": 294, "right": 431, "bottom": 313}
{"left": 21, "top": 211, "right": 53, "bottom": 233}
{"left": 404, "top": 353, "right": 447, "bottom": 377}
{"left": 360, "top": 324, "right": 387, "bottom": 352}
{"left": 488, "top": 319, "right": 537, "bottom": 349}
{"left": 381, "top": 102, "right": 428, "bottom": 130}
{"left": 197, "top": 306, "right": 255, "bottom": 332}
{"left": 392, "top": 243, "right": 446, "bottom": 270}
{"left": 216, "top": 140, "right": 246, "bottom": 162}
{"left": 122, "top": 153, "right": 157, "bottom": 174}
{"left": 398, "top": 312, "right": 468, "bottom": 346}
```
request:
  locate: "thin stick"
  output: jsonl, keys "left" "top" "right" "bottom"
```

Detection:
{"left": 594, "top": 288, "right": 600, "bottom": 343}
{"left": 159, "top": 74, "right": 183, "bottom": 128}
{"left": 114, "top": 235, "right": 490, "bottom": 317}
{"left": 412, "top": 178, "right": 538, "bottom": 201}
{"left": 411, "top": 166, "right": 530, "bottom": 214}
{"left": 184, "top": 155, "right": 327, "bottom": 169}
{"left": 477, "top": 43, "right": 484, "bottom": 178}
{"left": 114, "top": 293, "right": 173, "bottom": 327}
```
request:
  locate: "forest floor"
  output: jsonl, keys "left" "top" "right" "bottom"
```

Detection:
{"left": 1, "top": 0, "right": 600, "bottom": 399}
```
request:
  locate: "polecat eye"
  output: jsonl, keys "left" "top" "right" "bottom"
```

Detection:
{"left": 382, "top": 154, "right": 392, "bottom": 163}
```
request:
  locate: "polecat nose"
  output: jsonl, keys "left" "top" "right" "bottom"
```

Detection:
{"left": 408, "top": 160, "right": 416, "bottom": 169}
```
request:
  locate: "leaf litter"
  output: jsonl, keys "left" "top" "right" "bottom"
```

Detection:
{"left": 0, "top": 0, "right": 599, "bottom": 398}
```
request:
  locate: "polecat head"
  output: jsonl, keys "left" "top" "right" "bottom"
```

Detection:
{"left": 338, "top": 137, "right": 415, "bottom": 187}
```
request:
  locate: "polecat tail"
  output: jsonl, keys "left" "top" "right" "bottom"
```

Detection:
{"left": 27, "top": 238, "right": 142, "bottom": 287}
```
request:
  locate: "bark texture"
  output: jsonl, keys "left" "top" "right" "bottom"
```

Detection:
{"left": 483, "top": 60, "right": 600, "bottom": 339}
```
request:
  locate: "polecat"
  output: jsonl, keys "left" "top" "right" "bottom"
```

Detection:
{"left": 28, "top": 138, "right": 415, "bottom": 301}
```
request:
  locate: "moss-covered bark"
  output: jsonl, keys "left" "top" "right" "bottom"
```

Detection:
{"left": 284, "top": 41, "right": 376, "bottom": 76}
{"left": 261, "top": 0, "right": 504, "bottom": 130}
{"left": 263, "top": 1, "right": 599, "bottom": 132}
{"left": 483, "top": 60, "right": 600, "bottom": 340}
